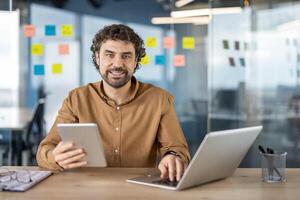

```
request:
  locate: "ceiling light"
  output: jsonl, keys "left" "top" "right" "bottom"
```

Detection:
{"left": 151, "top": 16, "right": 209, "bottom": 25}
{"left": 171, "top": 7, "right": 242, "bottom": 18}
{"left": 175, "top": 0, "right": 195, "bottom": 8}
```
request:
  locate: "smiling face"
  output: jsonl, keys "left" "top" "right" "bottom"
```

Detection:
{"left": 96, "top": 39, "right": 138, "bottom": 89}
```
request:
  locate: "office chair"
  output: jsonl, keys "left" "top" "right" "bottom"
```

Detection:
{"left": 23, "top": 98, "right": 46, "bottom": 165}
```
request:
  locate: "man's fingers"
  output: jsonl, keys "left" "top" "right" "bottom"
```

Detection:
{"left": 175, "top": 158, "right": 184, "bottom": 181}
{"left": 56, "top": 141, "right": 63, "bottom": 148}
{"left": 168, "top": 157, "right": 176, "bottom": 182}
{"left": 55, "top": 148, "right": 84, "bottom": 163}
{"left": 63, "top": 160, "right": 87, "bottom": 169}
{"left": 58, "top": 152, "right": 86, "bottom": 166}
{"left": 158, "top": 163, "right": 168, "bottom": 179}
{"left": 52, "top": 142, "right": 62, "bottom": 154}
{"left": 53, "top": 141, "right": 75, "bottom": 155}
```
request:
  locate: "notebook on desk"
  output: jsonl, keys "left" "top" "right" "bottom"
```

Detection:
{"left": 127, "top": 126, "right": 263, "bottom": 190}
{"left": 0, "top": 169, "right": 52, "bottom": 192}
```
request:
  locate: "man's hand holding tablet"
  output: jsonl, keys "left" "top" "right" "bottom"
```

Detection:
{"left": 55, "top": 123, "right": 107, "bottom": 170}
{"left": 52, "top": 141, "right": 87, "bottom": 169}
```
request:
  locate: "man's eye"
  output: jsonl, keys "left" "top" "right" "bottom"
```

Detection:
{"left": 122, "top": 55, "right": 132, "bottom": 59}
{"left": 105, "top": 54, "right": 114, "bottom": 58}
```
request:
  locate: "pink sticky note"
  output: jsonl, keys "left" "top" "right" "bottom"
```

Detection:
{"left": 58, "top": 44, "right": 69, "bottom": 55}
{"left": 24, "top": 25, "right": 36, "bottom": 37}
{"left": 164, "top": 37, "right": 175, "bottom": 49}
{"left": 173, "top": 55, "right": 186, "bottom": 67}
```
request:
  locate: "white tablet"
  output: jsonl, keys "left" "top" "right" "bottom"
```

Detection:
{"left": 57, "top": 123, "right": 107, "bottom": 167}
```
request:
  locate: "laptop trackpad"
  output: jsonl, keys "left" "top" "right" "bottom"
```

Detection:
{"left": 128, "top": 175, "right": 178, "bottom": 187}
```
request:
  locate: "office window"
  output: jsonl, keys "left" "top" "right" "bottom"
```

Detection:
{"left": 0, "top": 10, "right": 19, "bottom": 106}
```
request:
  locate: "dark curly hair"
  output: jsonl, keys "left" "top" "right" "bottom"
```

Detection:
{"left": 90, "top": 24, "right": 146, "bottom": 72}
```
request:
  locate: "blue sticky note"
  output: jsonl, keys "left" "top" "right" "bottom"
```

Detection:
{"left": 45, "top": 25, "right": 56, "bottom": 36}
{"left": 155, "top": 55, "right": 166, "bottom": 65}
{"left": 34, "top": 64, "right": 45, "bottom": 75}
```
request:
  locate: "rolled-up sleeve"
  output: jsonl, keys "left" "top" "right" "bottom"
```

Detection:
{"left": 36, "top": 91, "right": 78, "bottom": 171}
{"left": 157, "top": 93, "right": 191, "bottom": 165}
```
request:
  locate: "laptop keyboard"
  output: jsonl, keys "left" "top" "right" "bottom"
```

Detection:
{"left": 152, "top": 179, "right": 178, "bottom": 187}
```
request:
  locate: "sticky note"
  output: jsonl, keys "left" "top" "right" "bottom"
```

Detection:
{"left": 155, "top": 55, "right": 166, "bottom": 65}
{"left": 182, "top": 37, "right": 195, "bottom": 49}
{"left": 163, "top": 37, "right": 175, "bottom": 49}
{"left": 52, "top": 64, "right": 63, "bottom": 74}
{"left": 61, "top": 24, "right": 73, "bottom": 37}
{"left": 24, "top": 25, "right": 35, "bottom": 37}
{"left": 45, "top": 25, "right": 56, "bottom": 36}
{"left": 173, "top": 55, "right": 185, "bottom": 67}
{"left": 223, "top": 40, "right": 229, "bottom": 49}
{"left": 239, "top": 58, "right": 245, "bottom": 67}
{"left": 31, "top": 44, "right": 43, "bottom": 56}
{"left": 140, "top": 55, "right": 150, "bottom": 65}
{"left": 58, "top": 44, "right": 69, "bottom": 55}
{"left": 33, "top": 64, "right": 45, "bottom": 75}
{"left": 229, "top": 57, "right": 235, "bottom": 67}
{"left": 146, "top": 37, "right": 157, "bottom": 48}
{"left": 235, "top": 41, "right": 240, "bottom": 50}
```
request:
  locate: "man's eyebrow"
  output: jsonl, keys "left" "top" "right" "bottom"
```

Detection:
{"left": 103, "top": 50, "right": 133, "bottom": 55}
{"left": 122, "top": 52, "right": 134, "bottom": 55}
{"left": 104, "top": 50, "right": 115, "bottom": 53}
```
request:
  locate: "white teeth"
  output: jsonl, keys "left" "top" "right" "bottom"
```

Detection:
{"left": 110, "top": 71, "right": 124, "bottom": 76}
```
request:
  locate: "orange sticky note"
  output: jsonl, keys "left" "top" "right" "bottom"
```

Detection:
{"left": 31, "top": 44, "right": 43, "bottom": 56}
{"left": 173, "top": 55, "right": 186, "bottom": 67}
{"left": 163, "top": 37, "right": 175, "bottom": 49}
{"left": 61, "top": 24, "right": 73, "bottom": 37}
{"left": 146, "top": 37, "right": 157, "bottom": 48}
{"left": 24, "top": 25, "right": 36, "bottom": 37}
{"left": 140, "top": 55, "right": 150, "bottom": 65}
{"left": 58, "top": 44, "right": 69, "bottom": 55}
{"left": 182, "top": 37, "right": 195, "bottom": 49}
{"left": 52, "top": 64, "right": 63, "bottom": 74}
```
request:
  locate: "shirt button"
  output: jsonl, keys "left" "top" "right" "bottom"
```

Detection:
{"left": 116, "top": 106, "right": 120, "bottom": 110}
{"left": 114, "top": 149, "right": 119, "bottom": 154}
{"left": 115, "top": 127, "right": 119, "bottom": 131}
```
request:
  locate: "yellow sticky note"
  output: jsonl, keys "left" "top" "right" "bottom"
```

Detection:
{"left": 61, "top": 25, "right": 73, "bottom": 37}
{"left": 52, "top": 64, "right": 63, "bottom": 74}
{"left": 146, "top": 37, "right": 157, "bottom": 48}
{"left": 140, "top": 55, "right": 150, "bottom": 65}
{"left": 31, "top": 44, "right": 43, "bottom": 56}
{"left": 182, "top": 37, "right": 195, "bottom": 49}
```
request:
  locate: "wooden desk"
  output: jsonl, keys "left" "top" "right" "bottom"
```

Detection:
{"left": 0, "top": 167, "right": 299, "bottom": 199}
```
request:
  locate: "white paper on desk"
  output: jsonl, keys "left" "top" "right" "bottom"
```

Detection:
{"left": 0, "top": 170, "right": 52, "bottom": 192}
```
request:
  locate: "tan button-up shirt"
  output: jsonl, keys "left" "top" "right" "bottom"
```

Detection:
{"left": 36, "top": 77, "right": 190, "bottom": 171}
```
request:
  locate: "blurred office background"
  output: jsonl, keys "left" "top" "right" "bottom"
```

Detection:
{"left": 0, "top": 0, "right": 300, "bottom": 167}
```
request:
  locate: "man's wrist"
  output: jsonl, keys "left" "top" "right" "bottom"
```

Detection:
{"left": 164, "top": 150, "right": 181, "bottom": 159}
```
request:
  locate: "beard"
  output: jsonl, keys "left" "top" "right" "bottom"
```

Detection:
{"left": 100, "top": 67, "right": 132, "bottom": 88}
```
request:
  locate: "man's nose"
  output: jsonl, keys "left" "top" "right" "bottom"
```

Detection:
{"left": 113, "top": 56, "right": 123, "bottom": 67}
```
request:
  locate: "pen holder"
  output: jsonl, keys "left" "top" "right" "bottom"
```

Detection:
{"left": 260, "top": 152, "right": 287, "bottom": 183}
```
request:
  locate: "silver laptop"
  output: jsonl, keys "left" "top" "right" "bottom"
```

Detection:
{"left": 126, "top": 126, "right": 263, "bottom": 190}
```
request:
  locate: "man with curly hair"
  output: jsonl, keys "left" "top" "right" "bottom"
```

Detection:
{"left": 36, "top": 24, "right": 190, "bottom": 182}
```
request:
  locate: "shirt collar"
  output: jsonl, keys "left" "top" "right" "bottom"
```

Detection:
{"left": 99, "top": 76, "right": 140, "bottom": 106}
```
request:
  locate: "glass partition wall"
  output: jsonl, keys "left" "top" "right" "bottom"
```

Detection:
{"left": 208, "top": 0, "right": 300, "bottom": 167}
